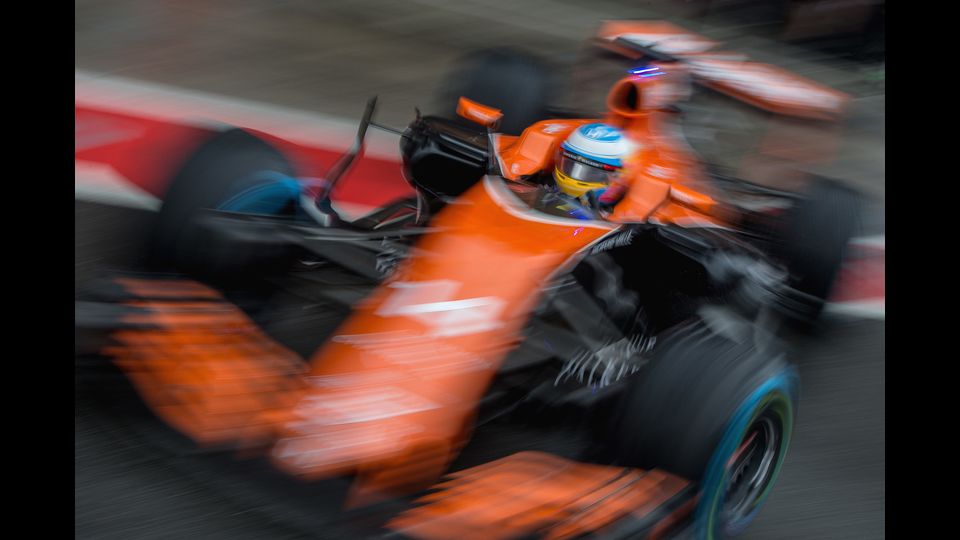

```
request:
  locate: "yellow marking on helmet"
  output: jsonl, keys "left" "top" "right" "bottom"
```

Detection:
{"left": 554, "top": 168, "right": 606, "bottom": 197}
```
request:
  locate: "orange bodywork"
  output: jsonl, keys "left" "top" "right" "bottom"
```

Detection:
{"left": 688, "top": 56, "right": 850, "bottom": 121}
{"left": 106, "top": 280, "right": 307, "bottom": 448}
{"left": 594, "top": 20, "right": 850, "bottom": 120}
{"left": 495, "top": 119, "right": 595, "bottom": 181}
{"left": 90, "top": 28, "right": 840, "bottom": 535}
{"left": 457, "top": 97, "right": 504, "bottom": 128}
{"left": 602, "top": 75, "right": 723, "bottom": 228}
{"left": 106, "top": 184, "right": 617, "bottom": 503}
{"left": 266, "top": 177, "right": 616, "bottom": 502}
{"left": 603, "top": 124, "right": 725, "bottom": 229}
{"left": 596, "top": 20, "right": 719, "bottom": 56}
{"left": 387, "top": 451, "right": 692, "bottom": 540}
{"left": 105, "top": 71, "right": 738, "bottom": 511}
{"left": 490, "top": 76, "right": 727, "bottom": 230}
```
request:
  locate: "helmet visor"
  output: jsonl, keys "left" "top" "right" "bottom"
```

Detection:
{"left": 557, "top": 150, "right": 619, "bottom": 185}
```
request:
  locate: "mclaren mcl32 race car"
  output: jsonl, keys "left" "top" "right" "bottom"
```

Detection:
{"left": 76, "top": 21, "right": 862, "bottom": 540}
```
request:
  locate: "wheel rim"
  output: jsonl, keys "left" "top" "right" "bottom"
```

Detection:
{"left": 719, "top": 411, "right": 782, "bottom": 532}
{"left": 696, "top": 368, "right": 797, "bottom": 540}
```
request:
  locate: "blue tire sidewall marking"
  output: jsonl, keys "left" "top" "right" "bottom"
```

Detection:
{"left": 217, "top": 171, "right": 303, "bottom": 215}
{"left": 694, "top": 364, "right": 799, "bottom": 539}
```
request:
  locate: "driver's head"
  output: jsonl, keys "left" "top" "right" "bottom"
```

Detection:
{"left": 554, "top": 123, "right": 635, "bottom": 197}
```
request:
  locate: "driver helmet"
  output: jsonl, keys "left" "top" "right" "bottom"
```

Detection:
{"left": 554, "top": 123, "right": 636, "bottom": 198}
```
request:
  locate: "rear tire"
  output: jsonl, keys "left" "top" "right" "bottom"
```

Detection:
{"left": 434, "top": 48, "right": 556, "bottom": 136}
{"left": 149, "top": 128, "right": 300, "bottom": 279}
{"left": 608, "top": 317, "right": 798, "bottom": 539}
{"left": 779, "top": 176, "right": 862, "bottom": 326}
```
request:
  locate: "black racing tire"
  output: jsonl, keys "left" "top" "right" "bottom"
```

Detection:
{"left": 434, "top": 48, "right": 557, "bottom": 136}
{"left": 149, "top": 128, "right": 299, "bottom": 279}
{"left": 778, "top": 176, "right": 862, "bottom": 325}
{"left": 608, "top": 317, "right": 798, "bottom": 539}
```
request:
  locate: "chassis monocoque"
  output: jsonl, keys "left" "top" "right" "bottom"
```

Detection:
{"left": 77, "top": 24, "right": 861, "bottom": 540}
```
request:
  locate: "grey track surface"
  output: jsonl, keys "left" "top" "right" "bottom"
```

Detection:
{"left": 75, "top": 407, "right": 315, "bottom": 540}
{"left": 76, "top": 1, "right": 883, "bottom": 538}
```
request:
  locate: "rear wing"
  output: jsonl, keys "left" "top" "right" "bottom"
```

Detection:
{"left": 594, "top": 20, "right": 850, "bottom": 121}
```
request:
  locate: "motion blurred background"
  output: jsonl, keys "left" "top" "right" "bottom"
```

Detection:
{"left": 76, "top": 1, "right": 884, "bottom": 538}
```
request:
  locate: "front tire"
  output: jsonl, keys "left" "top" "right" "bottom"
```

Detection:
{"left": 149, "top": 128, "right": 300, "bottom": 279}
{"left": 608, "top": 317, "right": 798, "bottom": 539}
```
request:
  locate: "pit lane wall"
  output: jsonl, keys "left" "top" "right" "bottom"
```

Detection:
{"left": 75, "top": 70, "right": 413, "bottom": 215}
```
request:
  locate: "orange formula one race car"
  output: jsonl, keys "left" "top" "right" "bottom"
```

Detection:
{"left": 77, "top": 21, "right": 862, "bottom": 540}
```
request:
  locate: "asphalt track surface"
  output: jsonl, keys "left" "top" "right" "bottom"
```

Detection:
{"left": 75, "top": 197, "right": 884, "bottom": 540}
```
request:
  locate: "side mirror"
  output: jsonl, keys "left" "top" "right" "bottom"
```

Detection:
{"left": 457, "top": 97, "right": 503, "bottom": 130}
